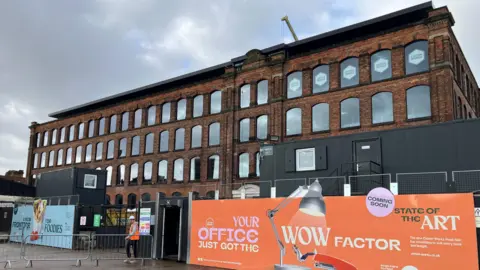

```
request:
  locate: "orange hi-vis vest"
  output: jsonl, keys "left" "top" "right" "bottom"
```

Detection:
{"left": 130, "top": 222, "right": 140, "bottom": 240}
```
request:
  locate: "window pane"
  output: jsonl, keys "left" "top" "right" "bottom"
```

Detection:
{"left": 115, "top": 194, "right": 123, "bottom": 204}
{"left": 340, "top": 58, "right": 359, "bottom": 88}
{"left": 60, "top": 128, "right": 65, "bottom": 143}
{"left": 372, "top": 92, "right": 393, "bottom": 124}
{"left": 131, "top": 136, "right": 140, "bottom": 156}
{"left": 85, "top": 144, "right": 92, "bottom": 162}
{"left": 210, "top": 91, "right": 222, "bottom": 114}
{"left": 145, "top": 133, "right": 154, "bottom": 154}
{"left": 134, "top": 109, "right": 142, "bottom": 128}
{"left": 193, "top": 95, "right": 203, "bottom": 117}
{"left": 175, "top": 128, "right": 185, "bottom": 150}
{"left": 207, "top": 155, "right": 219, "bottom": 179}
{"left": 240, "top": 85, "right": 250, "bottom": 108}
{"left": 69, "top": 125, "right": 75, "bottom": 141}
{"left": 142, "top": 193, "right": 151, "bottom": 201}
{"left": 239, "top": 118, "right": 250, "bottom": 142}
{"left": 239, "top": 153, "right": 249, "bottom": 178}
{"left": 117, "top": 165, "right": 125, "bottom": 185}
{"left": 209, "top": 123, "right": 220, "bottom": 146}
{"left": 405, "top": 41, "right": 429, "bottom": 75}
{"left": 51, "top": 129, "right": 57, "bottom": 145}
{"left": 312, "top": 65, "right": 330, "bottom": 93}
{"left": 75, "top": 146, "right": 82, "bottom": 163}
{"left": 121, "top": 112, "right": 129, "bottom": 131}
{"left": 147, "top": 106, "right": 156, "bottom": 126}
{"left": 159, "top": 131, "right": 169, "bottom": 152}
{"left": 190, "top": 157, "right": 201, "bottom": 180}
{"left": 106, "top": 166, "right": 112, "bottom": 186}
{"left": 43, "top": 131, "right": 49, "bottom": 146}
{"left": 40, "top": 152, "right": 46, "bottom": 168}
{"left": 88, "top": 120, "right": 95, "bottom": 138}
{"left": 256, "top": 115, "right": 268, "bottom": 140}
{"left": 36, "top": 133, "right": 40, "bottom": 148}
{"left": 130, "top": 163, "right": 138, "bottom": 184}
{"left": 371, "top": 50, "right": 392, "bottom": 82}
{"left": 57, "top": 150, "right": 63, "bottom": 166}
{"left": 174, "top": 159, "right": 184, "bottom": 181}
{"left": 312, "top": 103, "right": 329, "bottom": 132}
{"left": 110, "top": 115, "right": 117, "bottom": 133}
{"left": 407, "top": 86, "right": 431, "bottom": 119}
{"left": 257, "top": 80, "right": 268, "bottom": 105}
{"left": 99, "top": 118, "right": 105, "bottom": 136}
{"left": 191, "top": 126, "right": 202, "bottom": 148}
{"left": 341, "top": 98, "right": 360, "bottom": 128}
{"left": 96, "top": 143, "right": 103, "bottom": 160}
{"left": 33, "top": 153, "right": 38, "bottom": 168}
{"left": 256, "top": 152, "right": 260, "bottom": 176}
{"left": 287, "top": 72, "right": 302, "bottom": 99}
{"left": 78, "top": 123, "right": 84, "bottom": 140}
{"left": 119, "top": 138, "right": 127, "bottom": 157}
{"left": 66, "top": 148, "right": 72, "bottom": 164}
{"left": 48, "top": 151, "right": 54, "bottom": 167}
{"left": 177, "top": 99, "right": 187, "bottom": 120}
{"left": 144, "top": 162, "right": 152, "bottom": 182}
{"left": 158, "top": 160, "right": 168, "bottom": 182}
{"left": 107, "top": 140, "right": 114, "bottom": 159}
{"left": 162, "top": 103, "right": 171, "bottom": 123}
{"left": 286, "top": 108, "right": 302, "bottom": 135}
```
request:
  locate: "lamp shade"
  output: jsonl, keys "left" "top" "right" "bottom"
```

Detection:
{"left": 298, "top": 180, "right": 326, "bottom": 216}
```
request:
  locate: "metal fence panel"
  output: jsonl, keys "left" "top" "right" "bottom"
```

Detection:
{"left": 452, "top": 170, "right": 480, "bottom": 193}
{"left": 90, "top": 234, "right": 153, "bottom": 266}
{"left": 274, "top": 178, "right": 307, "bottom": 198}
{"left": 308, "top": 176, "right": 346, "bottom": 196}
{"left": 396, "top": 172, "right": 448, "bottom": 194}
{"left": 1, "top": 235, "right": 23, "bottom": 269}
{"left": 348, "top": 174, "right": 391, "bottom": 195}
{"left": 191, "top": 183, "right": 218, "bottom": 200}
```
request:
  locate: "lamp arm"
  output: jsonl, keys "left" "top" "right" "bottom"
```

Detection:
{"left": 267, "top": 209, "right": 285, "bottom": 266}
{"left": 271, "top": 186, "right": 304, "bottom": 213}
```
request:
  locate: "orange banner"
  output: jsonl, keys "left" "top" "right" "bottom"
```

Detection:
{"left": 190, "top": 193, "right": 478, "bottom": 269}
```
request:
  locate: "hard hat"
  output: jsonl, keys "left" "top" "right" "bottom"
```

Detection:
{"left": 129, "top": 216, "right": 135, "bottom": 220}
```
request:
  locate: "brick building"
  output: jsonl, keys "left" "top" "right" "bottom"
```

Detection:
{"left": 26, "top": 2, "right": 479, "bottom": 205}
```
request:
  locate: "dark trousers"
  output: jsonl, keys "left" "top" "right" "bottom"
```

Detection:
{"left": 126, "top": 239, "right": 137, "bottom": 258}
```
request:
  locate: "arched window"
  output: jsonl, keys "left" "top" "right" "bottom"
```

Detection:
{"left": 78, "top": 123, "right": 84, "bottom": 140}
{"left": 96, "top": 167, "right": 102, "bottom": 170}
{"left": 405, "top": 40, "right": 429, "bottom": 75}
{"left": 96, "top": 142, "right": 103, "bottom": 161}
{"left": 456, "top": 97, "right": 462, "bottom": 119}
{"left": 190, "top": 157, "right": 201, "bottom": 181}
{"left": 48, "top": 151, "right": 54, "bottom": 167}
{"left": 238, "top": 153, "right": 249, "bottom": 178}
{"left": 175, "top": 128, "right": 185, "bottom": 150}
{"left": 143, "top": 161, "right": 153, "bottom": 183}
{"left": 105, "top": 194, "right": 110, "bottom": 205}
{"left": 192, "top": 191, "right": 200, "bottom": 199}
{"left": 256, "top": 115, "right": 268, "bottom": 140}
{"left": 131, "top": 136, "right": 140, "bottom": 156}
{"left": 312, "top": 103, "right": 329, "bottom": 132}
{"left": 106, "top": 140, "right": 114, "bottom": 159}
{"left": 33, "top": 153, "right": 39, "bottom": 169}
{"left": 207, "top": 155, "right": 220, "bottom": 179}
{"left": 209, "top": 122, "right": 220, "bottom": 146}
{"left": 312, "top": 65, "right": 329, "bottom": 93}
{"left": 141, "top": 193, "right": 151, "bottom": 202}
{"left": 57, "top": 149, "right": 63, "bottom": 166}
{"left": 210, "top": 91, "right": 222, "bottom": 114}
{"left": 121, "top": 112, "right": 129, "bottom": 131}
{"left": 133, "top": 109, "right": 142, "bottom": 128}
{"left": 174, "top": 159, "right": 184, "bottom": 181}
{"left": 206, "top": 191, "right": 215, "bottom": 199}
{"left": 130, "top": 163, "right": 138, "bottom": 184}
{"left": 162, "top": 102, "right": 171, "bottom": 123}
{"left": 371, "top": 50, "right": 392, "bottom": 82}
{"left": 256, "top": 152, "right": 260, "bottom": 176}
{"left": 66, "top": 148, "right": 72, "bottom": 164}
{"left": 110, "top": 115, "right": 117, "bottom": 133}
{"left": 98, "top": 117, "right": 106, "bottom": 136}
{"left": 159, "top": 131, "right": 169, "bottom": 152}
{"left": 85, "top": 144, "right": 92, "bottom": 162}
{"left": 69, "top": 125, "right": 75, "bottom": 141}
{"left": 60, "top": 127, "right": 66, "bottom": 143}
{"left": 43, "top": 131, "right": 49, "bottom": 146}
{"left": 287, "top": 71, "right": 302, "bottom": 99}
{"left": 88, "top": 120, "right": 95, "bottom": 138}
{"left": 340, "top": 57, "right": 359, "bottom": 88}
{"left": 257, "top": 80, "right": 268, "bottom": 105}
{"left": 117, "top": 164, "right": 125, "bottom": 185}
{"left": 119, "top": 138, "right": 127, "bottom": 157}
{"left": 286, "top": 108, "right": 302, "bottom": 135}
{"left": 106, "top": 166, "right": 112, "bottom": 186}
{"left": 372, "top": 92, "right": 393, "bottom": 124}
{"left": 158, "top": 160, "right": 168, "bottom": 183}
{"left": 239, "top": 118, "right": 250, "bottom": 142}
{"left": 127, "top": 193, "right": 136, "bottom": 208}
{"left": 463, "top": 105, "right": 467, "bottom": 119}
{"left": 35, "top": 133, "right": 41, "bottom": 148}
{"left": 172, "top": 192, "right": 182, "bottom": 197}
{"left": 191, "top": 125, "right": 202, "bottom": 148}
{"left": 147, "top": 106, "right": 156, "bottom": 126}
{"left": 177, "top": 99, "right": 187, "bottom": 120}
{"left": 75, "top": 146, "right": 82, "bottom": 163}
{"left": 51, "top": 129, "right": 57, "bottom": 145}
{"left": 145, "top": 133, "right": 154, "bottom": 154}
{"left": 340, "top": 98, "right": 360, "bottom": 128}
{"left": 193, "top": 95, "right": 204, "bottom": 118}
{"left": 240, "top": 84, "right": 251, "bottom": 108}
{"left": 159, "top": 192, "right": 166, "bottom": 198}
{"left": 406, "top": 85, "right": 431, "bottom": 120}
{"left": 115, "top": 194, "right": 123, "bottom": 205}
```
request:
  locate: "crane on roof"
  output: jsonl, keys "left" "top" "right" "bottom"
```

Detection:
{"left": 281, "top": 15, "right": 298, "bottom": 41}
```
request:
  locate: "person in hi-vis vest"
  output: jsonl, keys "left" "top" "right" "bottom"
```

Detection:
{"left": 124, "top": 216, "right": 139, "bottom": 263}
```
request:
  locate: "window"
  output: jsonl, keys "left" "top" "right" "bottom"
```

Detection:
{"left": 207, "top": 155, "right": 219, "bottom": 179}
{"left": 159, "top": 192, "right": 166, "bottom": 198}
{"left": 286, "top": 108, "right": 302, "bottom": 135}
{"left": 312, "top": 65, "right": 329, "bottom": 93}
{"left": 406, "top": 85, "right": 431, "bottom": 119}
{"left": 60, "top": 128, "right": 66, "bottom": 143}
{"left": 51, "top": 129, "right": 57, "bottom": 145}
{"left": 159, "top": 131, "right": 169, "bottom": 152}
{"left": 158, "top": 160, "right": 168, "bottom": 182}
{"left": 57, "top": 149, "right": 63, "bottom": 166}
{"left": 99, "top": 117, "right": 105, "bottom": 136}
{"left": 75, "top": 146, "right": 82, "bottom": 163}
{"left": 147, "top": 106, "right": 156, "bottom": 126}
{"left": 115, "top": 194, "right": 123, "bottom": 205}
{"left": 33, "top": 153, "right": 39, "bottom": 168}
{"left": 257, "top": 80, "right": 268, "bottom": 105}
{"left": 312, "top": 103, "right": 329, "bottom": 132}
{"left": 117, "top": 165, "right": 125, "bottom": 185}
{"left": 141, "top": 193, "right": 151, "bottom": 202}
{"left": 145, "top": 133, "right": 154, "bottom": 154}
{"left": 191, "top": 125, "right": 202, "bottom": 148}
{"left": 69, "top": 125, "right": 75, "bottom": 141}
{"left": 372, "top": 92, "right": 393, "bottom": 124}
{"left": 78, "top": 123, "right": 84, "bottom": 140}
{"left": 127, "top": 193, "right": 136, "bottom": 208}
{"left": 239, "top": 118, "right": 250, "bottom": 142}
{"left": 43, "top": 131, "right": 49, "bottom": 146}
{"left": 238, "top": 153, "right": 249, "bottom": 178}
{"left": 121, "top": 112, "right": 129, "bottom": 131}
{"left": 340, "top": 58, "right": 359, "bottom": 88}
{"left": 105, "top": 195, "right": 110, "bottom": 205}
{"left": 340, "top": 98, "right": 360, "bottom": 128}
{"left": 174, "top": 159, "right": 184, "bottom": 181}
{"left": 456, "top": 97, "right": 462, "bottom": 119}
{"left": 66, "top": 148, "right": 72, "bottom": 164}
{"left": 85, "top": 144, "right": 92, "bottom": 162}
{"left": 371, "top": 50, "right": 392, "bottom": 82}
{"left": 405, "top": 40, "right": 429, "bottom": 75}
{"left": 287, "top": 71, "right": 302, "bottom": 99}
{"left": 193, "top": 95, "right": 203, "bottom": 117}
{"left": 130, "top": 163, "right": 138, "bottom": 184}
{"left": 296, "top": 148, "right": 316, "bottom": 171}
{"left": 206, "top": 191, "right": 215, "bottom": 199}
{"left": 209, "top": 122, "right": 220, "bottom": 146}
{"left": 143, "top": 162, "right": 153, "bottom": 183}
{"left": 106, "top": 166, "right": 112, "bottom": 186}
{"left": 107, "top": 140, "right": 115, "bottom": 159}
{"left": 131, "top": 136, "right": 140, "bottom": 156}
{"left": 256, "top": 115, "right": 268, "bottom": 140}
{"left": 162, "top": 102, "right": 171, "bottom": 123}
{"left": 172, "top": 192, "right": 182, "bottom": 197}
{"left": 256, "top": 152, "right": 260, "bottom": 176}
{"left": 88, "top": 120, "right": 95, "bottom": 138}
{"left": 96, "top": 142, "right": 103, "bottom": 161}
{"left": 177, "top": 99, "right": 187, "bottom": 120}
{"left": 175, "top": 128, "right": 185, "bottom": 150}
{"left": 240, "top": 84, "right": 250, "bottom": 108}
{"left": 210, "top": 91, "right": 222, "bottom": 114}
{"left": 36, "top": 133, "right": 41, "bottom": 148}
{"left": 40, "top": 153, "right": 46, "bottom": 168}
{"left": 190, "top": 157, "right": 201, "bottom": 181}
{"left": 134, "top": 109, "right": 142, "bottom": 128}
{"left": 110, "top": 115, "right": 117, "bottom": 133}
{"left": 48, "top": 151, "right": 54, "bottom": 167}
{"left": 118, "top": 138, "right": 127, "bottom": 157}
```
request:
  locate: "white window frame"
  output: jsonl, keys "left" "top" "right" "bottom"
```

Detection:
{"left": 295, "top": 148, "right": 316, "bottom": 172}
{"left": 84, "top": 174, "right": 98, "bottom": 189}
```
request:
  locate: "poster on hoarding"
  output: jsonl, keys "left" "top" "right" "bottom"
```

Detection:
{"left": 139, "top": 208, "right": 151, "bottom": 235}
{"left": 190, "top": 193, "right": 478, "bottom": 270}
{"left": 9, "top": 203, "right": 75, "bottom": 249}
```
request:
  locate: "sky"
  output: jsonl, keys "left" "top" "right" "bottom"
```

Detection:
{"left": 0, "top": 0, "right": 478, "bottom": 176}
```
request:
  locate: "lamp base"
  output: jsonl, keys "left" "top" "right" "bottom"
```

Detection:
{"left": 274, "top": 264, "right": 310, "bottom": 270}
